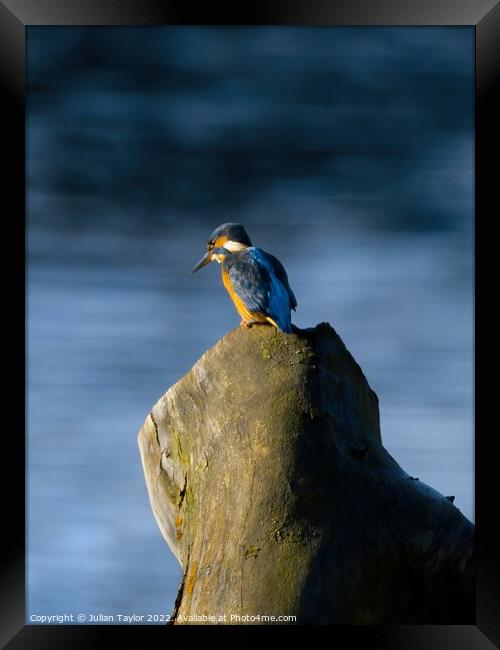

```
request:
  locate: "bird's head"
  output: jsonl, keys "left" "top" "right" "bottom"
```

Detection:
{"left": 191, "top": 223, "right": 252, "bottom": 273}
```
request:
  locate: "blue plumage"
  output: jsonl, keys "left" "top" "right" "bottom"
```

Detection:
{"left": 224, "top": 247, "right": 295, "bottom": 333}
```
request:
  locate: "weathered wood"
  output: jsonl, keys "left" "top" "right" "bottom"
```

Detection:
{"left": 138, "top": 323, "right": 474, "bottom": 624}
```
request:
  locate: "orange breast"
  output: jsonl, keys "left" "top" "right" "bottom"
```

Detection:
{"left": 222, "top": 268, "right": 266, "bottom": 323}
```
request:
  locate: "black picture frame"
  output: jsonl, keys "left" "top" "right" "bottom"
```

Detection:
{"left": 2, "top": 0, "right": 498, "bottom": 646}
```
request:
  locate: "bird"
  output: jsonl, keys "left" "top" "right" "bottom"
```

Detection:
{"left": 191, "top": 223, "right": 297, "bottom": 334}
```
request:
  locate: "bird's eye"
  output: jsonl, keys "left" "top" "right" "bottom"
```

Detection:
{"left": 208, "top": 241, "right": 214, "bottom": 251}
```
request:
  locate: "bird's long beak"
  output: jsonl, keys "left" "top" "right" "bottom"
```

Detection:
{"left": 191, "top": 251, "right": 213, "bottom": 273}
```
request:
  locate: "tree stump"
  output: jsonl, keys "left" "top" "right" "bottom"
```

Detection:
{"left": 137, "top": 323, "right": 474, "bottom": 624}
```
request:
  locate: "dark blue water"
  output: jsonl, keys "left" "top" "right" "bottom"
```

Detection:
{"left": 27, "top": 27, "right": 474, "bottom": 622}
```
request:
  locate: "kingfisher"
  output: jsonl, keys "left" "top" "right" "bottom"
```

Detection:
{"left": 191, "top": 223, "right": 297, "bottom": 334}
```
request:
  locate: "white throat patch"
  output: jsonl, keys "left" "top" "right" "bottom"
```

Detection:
{"left": 223, "top": 240, "right": 247, "bottom": 252}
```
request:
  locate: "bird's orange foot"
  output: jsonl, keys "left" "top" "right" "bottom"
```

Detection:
{"left": 241, "top": 320, "right": 261, "bottom": 328}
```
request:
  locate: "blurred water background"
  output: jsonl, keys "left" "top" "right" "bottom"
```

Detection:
{"left": 27, "top": 27, "right": 474, "bottom": 622}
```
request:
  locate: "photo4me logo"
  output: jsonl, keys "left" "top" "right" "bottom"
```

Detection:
{"left": 176, "top": 614, "right": 297, "bottom": 623}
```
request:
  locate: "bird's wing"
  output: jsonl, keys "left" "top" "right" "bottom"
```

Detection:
{"left": 227, "top": 249, "right": 271, "bottom": 315}
{"left": 229, "top": 248, "right": 293, "bottom": 332}
{"left": 260, "top": 251, "right": 297, "bottom": 310}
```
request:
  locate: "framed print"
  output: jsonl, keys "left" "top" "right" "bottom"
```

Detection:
{"left": 2, "top": 0, "right": 498, "bottom": 646}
